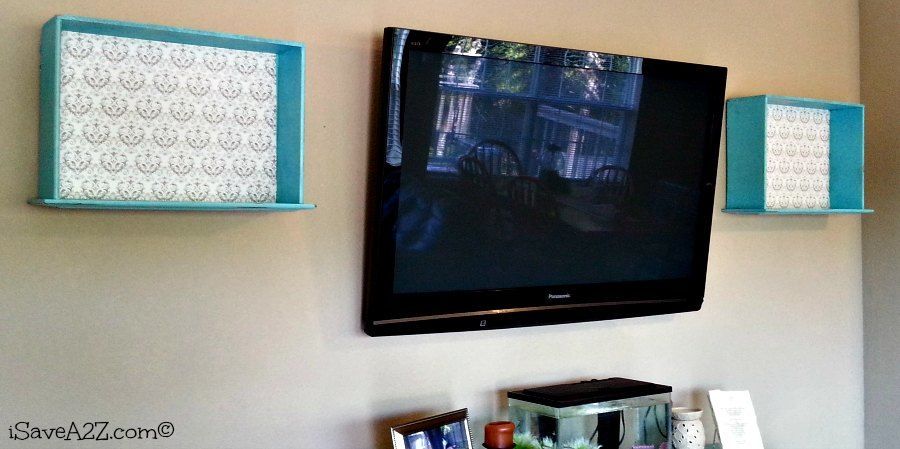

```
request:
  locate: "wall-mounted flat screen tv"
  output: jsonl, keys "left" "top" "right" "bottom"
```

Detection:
{"left": 364, "top": 27, "right": 727, "bottom": 336}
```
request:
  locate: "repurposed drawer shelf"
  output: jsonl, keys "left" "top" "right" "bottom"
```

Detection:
{"left": 723, "top": 95, "right": 871, "bottom": 215}
{"left": 30, "top": 16, "right": 314, "bottom": 211}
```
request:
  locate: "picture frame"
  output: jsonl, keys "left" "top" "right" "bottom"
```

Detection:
{"left": 390, "top": 409, "right": 474, "bottom": 449}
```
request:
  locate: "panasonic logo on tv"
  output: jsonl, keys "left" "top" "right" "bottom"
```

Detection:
{"left": 547, "top": 293, "right": 571, "bottom": 300}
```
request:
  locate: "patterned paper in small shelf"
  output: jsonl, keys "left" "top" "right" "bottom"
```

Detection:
{"left": 58, "top": 31, "right": 278, "bottom": 203}
{"left": 765, "top": 104, "right": 830, "bottom": 209}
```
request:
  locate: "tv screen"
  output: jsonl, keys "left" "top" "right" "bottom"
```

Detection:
{"left": 364, "top": 28, "right": 727, "bottom": 336}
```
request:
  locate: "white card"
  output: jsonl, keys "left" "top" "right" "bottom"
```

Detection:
{"left": 708, "top": 390, "right": 765, "bottom": 449}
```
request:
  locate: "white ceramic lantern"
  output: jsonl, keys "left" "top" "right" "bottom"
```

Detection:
{"left": 671, "top": 407, "right": 705, "bottom": 449}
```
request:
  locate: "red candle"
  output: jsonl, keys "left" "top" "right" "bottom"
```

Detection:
{"left": 484, "top": 421, "right": 515, "bottom": 449}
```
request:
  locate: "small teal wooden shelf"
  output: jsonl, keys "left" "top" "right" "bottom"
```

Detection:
{"left": 723, "top": 208, "right": 871, "bottom": 215}
{"left": 723, "top": 95, "right": 872, "bottom": 215}
{"left": 28, "top": 199, "right": 315, "bottom": 211}
{"left": 31, "top": 16, "right": 314, "bottom": 212}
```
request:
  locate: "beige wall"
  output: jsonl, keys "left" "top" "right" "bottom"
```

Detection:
{"left": 0, "top": 1, "right": 865, "bottom": 448}
{"left": 861, "top": 0, "right": 900, "bottom": 447}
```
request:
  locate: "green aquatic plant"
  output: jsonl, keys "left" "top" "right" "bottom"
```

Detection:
{"left": 513, "top": 432, "right": 542, "bottom": 449}
{"left": 511, "top": 432, "right": 556, "bottom": 449}
{"left": 561, "top": 437, "right": 600, "bottom": 449}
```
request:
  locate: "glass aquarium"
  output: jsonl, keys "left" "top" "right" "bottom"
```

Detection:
{"left": 507, "top": 378, "right": 671, "bottom": 449}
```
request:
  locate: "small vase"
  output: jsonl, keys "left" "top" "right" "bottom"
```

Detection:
{"left": 671, "top": 408, "right": 704, "bottom": 449}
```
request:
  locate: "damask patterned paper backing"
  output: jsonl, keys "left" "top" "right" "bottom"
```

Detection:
{"left": 58, "top": 31, "right": 278, "bottom": 203}
{"left": 765, "top": 105, "right": 830, "bottom": 209}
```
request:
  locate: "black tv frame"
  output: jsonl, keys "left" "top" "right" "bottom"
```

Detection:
{"left": 364, "top": 27, "right": 727, "bottom": 336}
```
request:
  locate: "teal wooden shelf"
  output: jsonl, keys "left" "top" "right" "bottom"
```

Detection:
{"left": 29, "top": 199, "right": 316, "bottom": 211}
{"left": 724, "top": 95, "right": 871, "bottom": 215}
{"left": 722, "top": 208, "right": 873, "bottom": 215}
{"left": 31, "top": 16, "right": 313, "bottom": 211}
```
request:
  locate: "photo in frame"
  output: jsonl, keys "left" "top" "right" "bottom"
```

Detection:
{"left": 390, "top": 409, "right": 474, "bottom": 449}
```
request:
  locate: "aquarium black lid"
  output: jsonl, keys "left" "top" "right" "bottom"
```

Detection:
{"left": 507, "top": 377, "right": 672, "bottom": 408}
